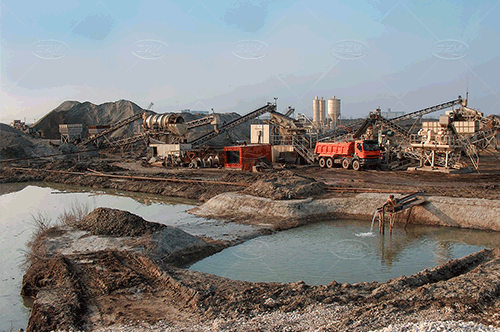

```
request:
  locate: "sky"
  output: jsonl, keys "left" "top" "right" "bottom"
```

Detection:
{"left": 1, "top": 0, "right": 500, "bottom": 124}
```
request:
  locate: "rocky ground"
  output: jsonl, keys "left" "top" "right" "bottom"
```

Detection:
{"left": 2, "top": 149, "right": 500, "bottom": 331}
{"left": 20, "top": 217, "right": 500, "bottom": 332}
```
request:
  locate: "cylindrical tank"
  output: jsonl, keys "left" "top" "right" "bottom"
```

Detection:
{"left": 143, "top": 113, "right": 184, "bottom": 129}
{"left": 319, "top": 97, "right": 326, "bottom": 126}
{"left": 328, "top": 96, "right": 341, "bottom": 129}
{"left": 312, "top": 96, "right": 320, "bottom": 126}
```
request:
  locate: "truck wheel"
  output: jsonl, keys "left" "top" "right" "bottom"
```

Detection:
{"left": 204, "top": 157, "right": 213, "bottom": 168}
{"left": 326, "top": 158, "right": 333, "bottom": 168}
{"left": 342, "top": 158, "right": 350, "bottom": 169}
{"left": 319, "top": 157, "right": 326, "bottom": 168}
{"left": 352, "top": 159, "right": 361, "bottom": 171}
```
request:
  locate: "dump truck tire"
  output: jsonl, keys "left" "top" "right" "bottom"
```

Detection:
{"left": 352, "top": 159, "right": 361, "bottom": 171}
{"left": 342, "top": 158, "right": 350, "bottom": 169}
{"left": 326, "top": 158, "right": 334, "bottom": 168}
{"left": 319, "top": 157, "right": 326, "bottom": 168}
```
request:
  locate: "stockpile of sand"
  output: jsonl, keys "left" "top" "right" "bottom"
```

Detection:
{"left": 243, "top": 171, "right": 325, "bottom": 200}
{"left": 76, "top": 207, "right": 165, "bottom": 237}
{"left": 0, "top": 123, "right": 60, "bottom": 160}
{"left": 32, "top": 100, "right": 145, "bottom": 139}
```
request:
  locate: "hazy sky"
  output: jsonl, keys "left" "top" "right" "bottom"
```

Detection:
{"left": 1, "top": 0, "right": 499, "bottom": 123}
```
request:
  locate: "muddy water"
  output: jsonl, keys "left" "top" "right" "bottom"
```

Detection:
{"left": 189, "top": 219, "right": 500, "bottom": 285}
{"left": 0, "top": 183, "right": 247, "bottom": 332}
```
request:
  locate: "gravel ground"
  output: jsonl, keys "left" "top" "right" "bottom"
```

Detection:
{"left": 373, "top": 321, "right": 500, "bottom": 332}
{"left": 92, "top": 304, "right": 500, "bottom": 332}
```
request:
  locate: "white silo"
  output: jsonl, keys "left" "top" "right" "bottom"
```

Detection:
{"left": 312, "top": 96, "right": 320, "bottom": 126}
{"left": 328, "top": 96, "right": 341, "bottom": 129}
{"left": 319, "top": 97, "right": 326, "bottom": 127}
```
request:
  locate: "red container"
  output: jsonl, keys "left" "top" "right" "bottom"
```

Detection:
{"left": 224, "top": 144, "right": 272, "bottom": 170}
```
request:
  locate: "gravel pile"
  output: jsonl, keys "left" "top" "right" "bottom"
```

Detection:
{"left": 93, "top": 304, "right": 350, "bottom": 332}
{"left": 0, "top": 123, "right": 59, "bottom": 160}
{"left": 243, "top": 171, "right": 325, "bottom": 200}
{"left": 76, "top": 207, "right": 166, "bottom": 237}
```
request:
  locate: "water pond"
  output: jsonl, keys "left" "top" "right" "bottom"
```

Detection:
{"left": 189, "top": 219, "right": 500, "bottom": 285}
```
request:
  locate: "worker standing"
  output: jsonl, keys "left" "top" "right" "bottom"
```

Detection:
{"left": 387, "top": 195, "right": 397, "bottom": 207}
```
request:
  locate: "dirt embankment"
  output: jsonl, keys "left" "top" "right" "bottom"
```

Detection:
{"left": 3, "top": 149, "right": 500, "bottom": 203}
{"left": 22, "top": 207, "right": 227, "bottom": 332}
{"left": 242, "top": 171, "right": 325, "bottom": 200}
{"left": 22, "top": 227, "right": 500, "bottom": 332}
{"left": 0, "top": 160, "right": 329, "bottom": 204}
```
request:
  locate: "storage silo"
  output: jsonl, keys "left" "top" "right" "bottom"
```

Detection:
{"left": 328, "top": 96, "right": 341, "bottom": 129}
{"left": 312, "top": 96, "right": 320, "bottom": 126}
{"left": 319, "top": 97, "right": 326, "bottom": 126}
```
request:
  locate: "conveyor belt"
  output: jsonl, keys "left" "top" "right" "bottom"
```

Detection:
{"left": 79, "top": 112, "right": 144, "bottom": 146}
{"left": 190, "top": 103, "right": 276, "bottom": 147}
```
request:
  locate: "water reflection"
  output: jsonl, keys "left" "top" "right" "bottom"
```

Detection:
{"left": 0, "top": 182, "right": 29, "bottom": 196}
{"left": 28, "top": 182, "right": 198, "bottom": 207}
{"left": 0, "top": 183, "right": 200, "bottom": 332}
{"left": 373, "top": 224, "right": 489, "bottom": 268}
{"left": 190, "top": 220, "right": 499, "bottom": 285}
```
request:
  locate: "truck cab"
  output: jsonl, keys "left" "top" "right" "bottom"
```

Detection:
{"left": 354, "top": 140, "right": 380, "bottom": 159}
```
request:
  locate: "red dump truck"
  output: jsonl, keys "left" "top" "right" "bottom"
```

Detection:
{"left": 314, "top": 139, "right": 381, "bottom": 171}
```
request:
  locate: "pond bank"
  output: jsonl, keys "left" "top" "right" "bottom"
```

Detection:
{"left": 191, "top": 192, "right": 500, "bottom": 231}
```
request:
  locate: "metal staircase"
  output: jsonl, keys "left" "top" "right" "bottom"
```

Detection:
{"left": 292, "top": 137, "right": 316, "bottom": 164}
{"left": 449, "top": 123, "right": 480, "bottom": 170}
{"left": 468, "top": 126, "right": 500, "bottom": 150}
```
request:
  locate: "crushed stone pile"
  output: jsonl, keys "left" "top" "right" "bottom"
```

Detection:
{"left": 243, "top": 171, "right": 325, "bottom": 200}
{"left": 32, "top": 100, "right": 144, "bottom": 139}
{"left": 76, "top": 207, "right": 166, "bottom": 237}
{"left": 153, "top": 226, "right": 206, "bottom": 253}
{"left": 0, "top": 123, "right": 60, "bottom": 160}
